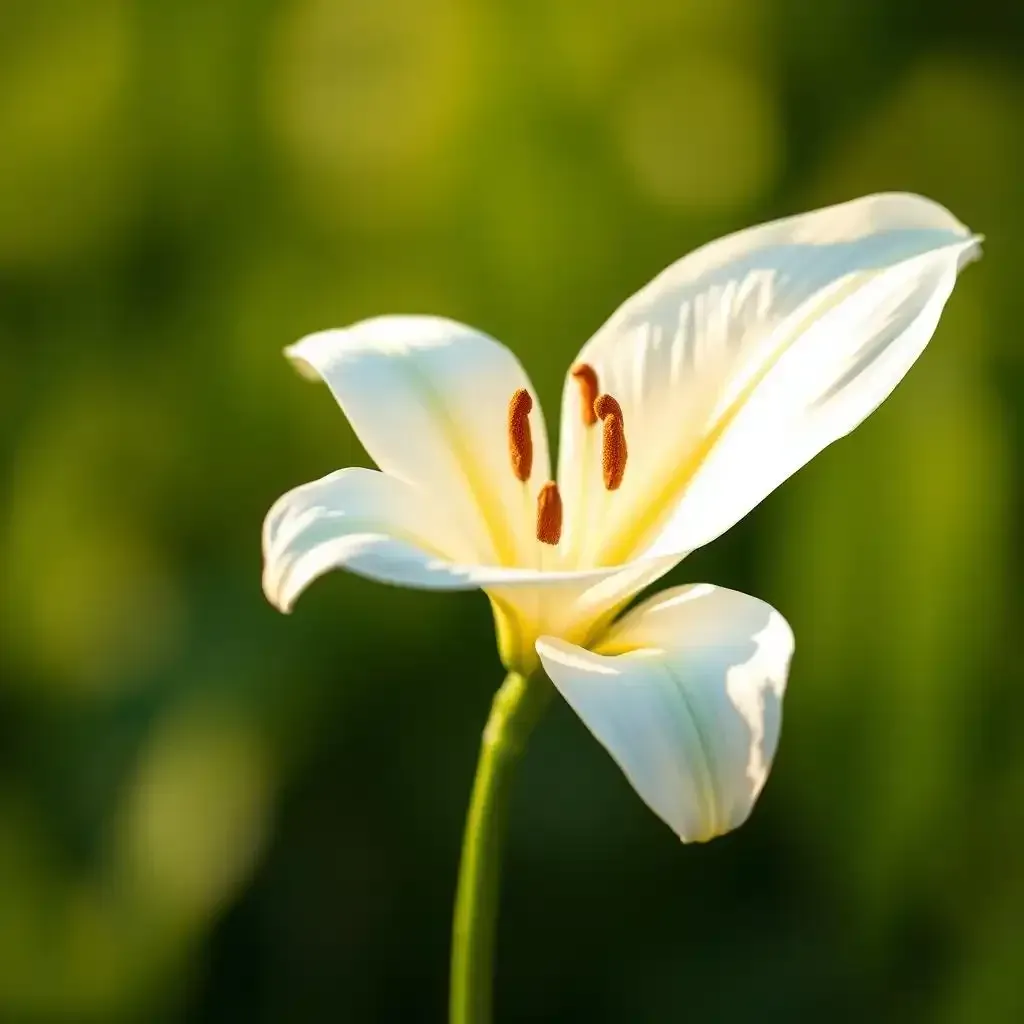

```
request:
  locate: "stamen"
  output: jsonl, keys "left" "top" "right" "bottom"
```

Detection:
{"left": 507, "top": 388, "right": 533, "bottom": 482}
{"left": 594, "top": 394, "right": 627, "bottom": 491}
{"left": 536, "top": 481, "right": 563, "bottom": 545}
{"left": 570, "top": 363, "right": 600, "bottom": 426}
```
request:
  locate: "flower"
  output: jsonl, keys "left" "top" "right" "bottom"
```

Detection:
{"left": 262, "top": 193, "right": 979, "bottom": 843}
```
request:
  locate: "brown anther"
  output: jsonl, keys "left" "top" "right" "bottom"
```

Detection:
{"left": 594, "top": 394, "right": 627, "bottom": 491}
{"left": 593, "top": 394, "right": 622, "bottom": 423}
{"left": 536, "top": 482, "right": 563, "bottom": 545}
{"left": 570, "top": 363, "right": 600, "bottom": 426}
{"left": 507, "top": 388, "right": 533, "bottom": 482}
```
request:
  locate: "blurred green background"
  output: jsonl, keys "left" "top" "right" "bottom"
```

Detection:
{"left": 1, "top": 0, "right": 1022, "bottom": 1020}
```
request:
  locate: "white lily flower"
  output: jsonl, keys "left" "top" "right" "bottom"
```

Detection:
{"left": 263, "top": 193, "right": 979, "bottom": 843}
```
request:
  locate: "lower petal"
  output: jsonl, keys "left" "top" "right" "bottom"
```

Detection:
{"left": 262, "top": 468, "right": 477, "bottom": 611}
{"left": 536, "top": 584, "right": 794, "bottom": 843}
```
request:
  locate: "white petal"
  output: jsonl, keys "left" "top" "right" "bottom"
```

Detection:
{"left": 537, "top": 585, "right": 794, "bottom": 842}
{"left": 262, "top": 468, "right": 475, "bottom": 611}
{"left": 287, "top": 316, "right": 551, "bottom": 568}
{"left": 645, "top": 244, "right": 976, "bottom": 558}
{"left": 557, "top": 193, "right": 980, "bottom": 565}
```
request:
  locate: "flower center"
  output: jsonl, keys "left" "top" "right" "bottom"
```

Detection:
{"left": 505, "top": 378, "right": 629, "bottom": 558}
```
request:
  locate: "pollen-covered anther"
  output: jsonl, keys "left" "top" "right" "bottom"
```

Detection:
{"left": 536, "top": 481, "right": 563, "bottom": 545}
{"left": 594, "top": 394, "right": 627, "bottom": 491}
{"left": 507, "top": 388, "right": 534, "bottom": 482}
{"left": 570, "top": 363, "right": 600, "bottom": 426}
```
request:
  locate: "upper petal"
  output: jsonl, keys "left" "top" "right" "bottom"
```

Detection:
{"left": 537, "top": 584, "right": 794, "bottom": 843}
{"left": 556, "top": 193, "right": 979, "bottom": 565}
{"left": 288, "top": 316, "right": 551, "bottom": 568}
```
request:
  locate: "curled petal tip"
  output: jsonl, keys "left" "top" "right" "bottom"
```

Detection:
{"left": 538, "top": 586, "right": 792, "bottom": 845}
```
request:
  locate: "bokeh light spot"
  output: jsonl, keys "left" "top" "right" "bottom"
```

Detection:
{"left": 0, "top": 0, "right": 136, "bottom": 268}
{"left": 2, "top": 380, "right": 184, "bottom": 692}
{"left": 549, "top": 0, "right": 769, "bottom": 100}
{"left": 813, "top": 56, "right": 1023, "bottom": 231}
{"left": 612, "top": 55, "right": 782, "bottom": 211}
{"left": 116, "top": 701, "right": 271, "bottom": 930}
{"left": 265, "top": 0, "right": 476, "bottom": 228}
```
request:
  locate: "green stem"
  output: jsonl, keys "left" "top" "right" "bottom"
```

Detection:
{"left": 449, "top": 671, "right": 551, "bottom": 1024}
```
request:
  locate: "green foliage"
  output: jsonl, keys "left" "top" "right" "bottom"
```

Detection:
{"left": 1, "top": 0, "right": 1022, "bottom": 1019}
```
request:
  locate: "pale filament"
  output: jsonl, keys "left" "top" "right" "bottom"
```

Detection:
{"left": 561, "top": 364, "right": 602, "bottom": 566}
